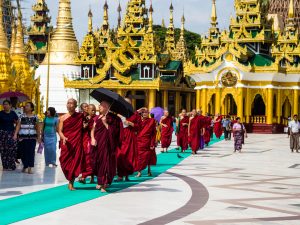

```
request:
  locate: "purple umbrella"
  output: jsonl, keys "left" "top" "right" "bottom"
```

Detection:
{"left": 150, "top": 107, "right": 164, "bottom": 122}
{"left": 0, "top": 91, "right": 29, "bottom": 104}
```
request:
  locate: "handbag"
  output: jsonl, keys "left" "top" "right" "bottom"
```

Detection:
{"left": 37, "top": 142, "right": 44, "bottom": 154}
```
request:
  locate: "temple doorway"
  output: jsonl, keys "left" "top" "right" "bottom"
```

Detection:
{"left": 223, "top": 94, "right": 237, "bottom": 116}
{"left": 252, "top": 94, "right": 266, "bottom": 116}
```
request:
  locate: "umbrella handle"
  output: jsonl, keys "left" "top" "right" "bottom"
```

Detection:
{"left": 106, "top": 100, "right": 115, "bottom": 116}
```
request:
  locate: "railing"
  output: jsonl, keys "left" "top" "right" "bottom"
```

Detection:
{"left": 250, "top": 116, "right": 266, "bottom": 124}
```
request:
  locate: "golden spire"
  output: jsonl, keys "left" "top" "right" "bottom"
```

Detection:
{"left": 42, "top": 0, "right": 79, "bottom": 65}
{"left": 0, "top": 0, "right": 9, "bottom": 52}
{"left": 88, "top": 7, "right": 93, "bottom": 33}
{"left": 211, "top": 0, "right": 218, "bottom": 28}
{"left": 117, "top": 0, "right": 122, "bottom": 28}
{"left": 169, "top": 2, "right": 174, "bottom": 29}
{"left": 288, "top": 0, "right": 294, "bottom": 19}
{"left": 165, "top": 2, "right": 176, "bottom": 53}
{"left": 162, "top": 18, "right": 166, "bottom": 28}
{"left": 9, "top": 17, "right": 16, "bottom": 55}
{"left": 103, "top": 0, "right": 109, "bottom": 27}
{"left": 12, "top": 2, "right": 26, "bottom": 56}
{"left": 181, "top": 13, "right": 185, "bottom": 36}
{"left": 149, "top": 0, "right": 153, "bottom": 32}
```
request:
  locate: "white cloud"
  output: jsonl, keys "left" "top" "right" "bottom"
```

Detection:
{"left": 22, "top": 0, "right": 235, "bottom": 44}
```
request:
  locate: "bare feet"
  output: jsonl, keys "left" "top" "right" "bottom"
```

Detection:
{"left": 116, "top": 176, "right": 123, "bottom": 182}
{"left": 148, "top": 172, "right": 153, "bottom": 177}
{"left": 96, "top": 185, "right": 107, "bottom": 193}
{"left": 90, "top": 176, "right": 95, "bottom": 184}
{"left": 135, "top": 172, "right": 142, "bottom": 177}
{"left": 28, "top": 167, "right": 34, "bottom": 174}
{"left": 125, "top": 176, "right": 130, "bottom": 181}
{"left": 22, "top": 168, "right": 29, "bottom": 173}
{"left": 78, "top": 177, "right": 86, "bottom": 184}
{"left": 68, "top": 182, "right": 76, "bottom": 191}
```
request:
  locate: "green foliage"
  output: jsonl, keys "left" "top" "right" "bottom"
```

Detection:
{"left": 153, "top": 25, "right": 201, "bottom": 60}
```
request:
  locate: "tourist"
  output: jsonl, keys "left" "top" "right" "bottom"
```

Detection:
{"left": 188, "top": 109, "right": 200, "bottom": 154}
{"left": 232, "top": 117, "right": 247, "bottom": 153}
{"left": 176, "top": 109, "right": 189, "bottom": 152}
{"left": 15, "top": 102, "right": 41, "bottom": 174}
{"left": 79, "top": 104, "right": 97, "bottom": 184}
{"left": 0, "top": 100, "right": 19, "bottom": 171}
{"left": 117, "top": 101, "right": 144, "bottom": 181}
{"left": 42, "top": 107, "right": 59, "bottom": 167}
{"left": 288, "top": 115, "right": 300, "bottom": 153}
{"left": 214, "top": 113, "right": 223, "bottom": 139}
{"left": 160, "top": 109, "right": 174, "bottom": 153}
{"left": 136, "top": 109, "right": 157, "bottom": 177}
{"left": 90, "top": 101, "right": 121, "bottom": 192}
{"left": 222, "top": 115, "right": 232, "bottom": 141}
{"left": 58, "top": 99, "right": 84, "bottom": 190}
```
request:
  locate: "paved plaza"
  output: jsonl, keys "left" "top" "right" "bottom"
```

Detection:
{"left": 1, "top": 134, "right": 300, "bottom": 225}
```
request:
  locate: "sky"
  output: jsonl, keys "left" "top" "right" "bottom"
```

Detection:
{"left": 21, "top": 0, "right": 235, "bottom": 44}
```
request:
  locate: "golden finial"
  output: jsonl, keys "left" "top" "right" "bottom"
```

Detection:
{"left": 12, "top": 0, "right": 26, "bottom": 56}
{"left": 117, "top": 0, "right": 122, "bottom": 28}
{"left": 169, "top": 1, "right": 174, "bottom": 29}
{"left": 88, "top": 7, "right": 93, "bottom": 33}
{"left": 0, "top": 0, "right": 9, "bottom": 52}
{"left": 288, "top": 0, "right": 294, "bottom": 19}
{"left": 103, "top": 0, "right": 109, "bottom": 27}
{"left": 181, "top": 13, "right": 185, "bottom": 36}
{"left": 211, "top": 0, "right": 218, "bottom": 27}
{"left": 10, "top": 17, "right": 16, "bottom": 55}
{"left": 162, "top": 18, "right": 166, "bottom": 28}
{"left": 149, "top": 0, "right": 153, "bottom": 32}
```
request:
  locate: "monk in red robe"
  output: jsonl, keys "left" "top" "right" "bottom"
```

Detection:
{"left": 160, "top": 109, "right": 174, "bottom": 153}
{"left": 188, "top": 109, "right": 201, "bottom": 154}
{"left": 58, "top": 99, "right": 84, "bottom": 191}
{"left": 116, "top": 99, "right": 144, "bottom": 181}
{"left": 176, "top": 109, "right": 189, "bottom": 152}
{"left": 136, "top": 109, "right": 157, "bottom": 177}
{"left": 197, "top": 110, "right": 206, "bottom": 150}
{"left": 91, "top": 101, "right": 120, "bottom": 192}
{"left": 204, "top": 113, "right": 212, "bottom": 145}
{"left": 79, "top": 104, "right": 97, "bottom": 184}
{"left": 214, "top": 113, "right": 223, "bottom": 139}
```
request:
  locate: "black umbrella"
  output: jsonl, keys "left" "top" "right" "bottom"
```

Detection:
{"left": 90, "top": 88, "right": 134, "bottom": 118}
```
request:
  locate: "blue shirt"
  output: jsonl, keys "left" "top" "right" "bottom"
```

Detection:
{"left": 222, "top": 119, "right": 231, "bottom": 128}
{"left": 0, "top": 110, "right": 18, "bottom": 132}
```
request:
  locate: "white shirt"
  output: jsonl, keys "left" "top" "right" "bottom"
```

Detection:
{"left": 288, "top": 120, "right": 300, "bottom": 133}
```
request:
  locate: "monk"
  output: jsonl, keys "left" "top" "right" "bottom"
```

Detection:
{"left": 188, "top": 109, "right": 200, "bottom": 154}
{"left": 58, "top": 99, "right": 84, "bottom": 191}
{"left": 160, "top": 109, "right": 174, "bottom": 153}
{"left": 116, "top": 99, "right": 144, "bottom": 181}
{"left": 136, "top": 109, "right": 157, "bottom": 177}
{"left": 197, "top": 110, "right": 206, "bottom": 150}
{"left": 176, "top": 109, "right": 189, "bottom": 152}
{"left": 214, "top": 113, "right": 223, "bottom": 139}
{"left": 204, "top": 113, "right": 212, "bottom": 146}
{"left": 79, "top": 104, "right": 97, "bottom": 184}
{"left": 90, "top": 101, "right": 120, "bottom": 192}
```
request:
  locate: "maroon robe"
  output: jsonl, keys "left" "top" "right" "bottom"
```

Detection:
{"left": 92, "top": 113, "right": 120, "bottom": 186}
{"left": 81, "top": 115, "right": 96, "bottom": 179}
{"left": 160, "top": 116, "right": 174, "bottom": 148}
{"left": 177, "top": 116, "right": 189, "bottom": 151}
{"left": 117, "top": 112, "right": 141, "bottom": 177}
{"left": 59, "top": 112, "right": 84, "bottom": 181}
{"left": 189, "top": 115, "right": 200, "bottom": 153}
{"left": 136, "top": 117, "right": 157, "bottom": 172}
{"left": 204, "top": 116, "right": 212, "bottom": 144}
{"left": 214, "top": 116, "right": 223, "bottom": 139}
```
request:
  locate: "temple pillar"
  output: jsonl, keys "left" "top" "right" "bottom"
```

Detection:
{"left": 175, "top": 91, "right": 181, "bottom": 116}
{"left": 245, "top": 88, "right": 251, "bottom": 123}
{"left": 148, "top": 89, "right": 156, "bottom": 111}
{"left": 186, "top": 92, "right": 192, "bottom": 112}
{"left": 266, "top": 88, "right": 273, "bottom": 125}
{"left": 163, "top": 90, "right": 168, "bottom": 109}
{"left": 196, "top": 89, "right": 201, "bottom": 110}
{"left": 116, "top": 89, "right": 123, "bottom": 96}
{"left": 293, "top": 89, "right": 299, "bottom": 116}
{"left": 215, "top": 88, "right": 221, "bottom": 115}
{"left": 237, "top": 88, "right": 244, "bottom": 121}
{"left": 277, "top": 89, "right": 282, "bottom": 124}
{"left": 224, "top": 96, "right": 228, "bottom": 115}
{"left": 202, "top": 88, "right": 208, "bottom": 113}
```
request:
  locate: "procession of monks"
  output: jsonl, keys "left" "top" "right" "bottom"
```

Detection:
{"left": 58, "top": 99, "right": 223, "bottom": 192}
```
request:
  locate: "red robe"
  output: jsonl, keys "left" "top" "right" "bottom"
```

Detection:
{"left": 117, "top": 112, "right": 141, "bottom": 177}
{"left": 59, "top": 112, "right": 84, "bottom": 181}
{"left": 81, "top": 114, "right": 96, "bottom": 178}
{"left": 92, "top": 113, "right": 120, "bottom": 186}
{"left": 136, "top": 118, "right": 157, "bottom": 171}
{"left": 204, "top": 116, "right": 212, "bottom": 144}
{"left": 177, "top": 116, "right": 189, "bottom": 151}
{"left": 189, "top": 115, "right": 200, "bottom": 152}
{"left": 160, "top": 116, "right": 174, "bottom": 148}
{"left": 214, "top": 116, "right": 223, "bottom": 139}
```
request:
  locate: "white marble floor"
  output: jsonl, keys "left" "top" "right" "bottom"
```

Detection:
{"left": 1, "top": 134, "right": 300, "bottom": 225}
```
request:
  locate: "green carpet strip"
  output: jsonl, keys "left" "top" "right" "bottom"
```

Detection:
{"left": 0, "top": 136, "right": 222, "bottom": 225}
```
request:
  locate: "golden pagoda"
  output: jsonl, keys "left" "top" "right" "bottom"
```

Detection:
{"left": 185, "top": 0, "right": 300, "bottom": 133}
{"left": 65, "top": 0, "right": 195, "bottom": 115}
